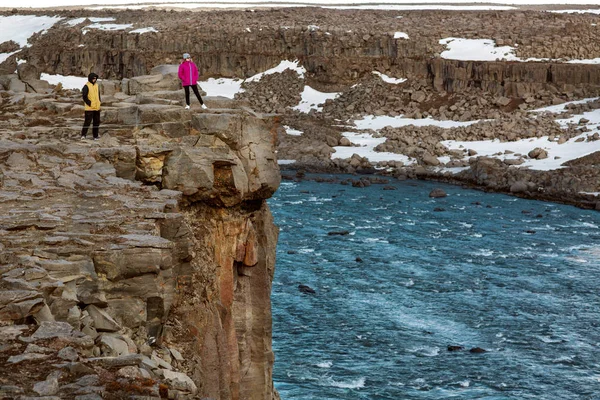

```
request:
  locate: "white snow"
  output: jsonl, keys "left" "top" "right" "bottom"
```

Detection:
{"left": 332, "top": 132, "right": 414, "bottom": 164}
{"left": 555, "top": 108, "right": 600, "bottom": 130}
{"left": 0, "top": 51, "right": 20, "bottom": 65}
{"left": 393, "top": 32, "right": 409, "bottom": 40}
{"left": 130, "top": 27, "right": 159, "bottom": 34}
{"left": 442, "top": 131, "right": 600, "bottom": 171}
{"left": 198, "top": 77, "right": 244, "bottom": 99}
{"left": 568, "top": 58, "right": 600, "bottom": 65}
{"left": 440, "top": 38, "right": 518, "bottom": 62}
{"left": 82, "top": 23, "right": 134, "bottom": 34}
{"left": 326, "top": 115, "right": 480, "bottom": 164}
{"left": 324, "top": 5, "right": 515, "bottom": 10}
{"left": 197, "top": 61, "right": 306, "bottom": 99}
{"left": 284, "top": 126, "right": 303, "bottom": 136}
{"left": 0, "top": 15, "right": 63, "bottom": 47}
{"left": 549, "top": 9, "right": 600, "bottom": 15}
{"left": 353, "top": 115, "right": 479, "bottom": 130}
{"left": 293, "top": 86, "right": 339, "bottom": 113}
{"left": 64, "top": 17, "right": 115, "bottom": 26}
{"left": 372, "top": 71, "right": 406, "bottom": 84}
{"left": 246, "top": 60, "right": 306, "bottom": 82}
{"left": 440, "top": 37, "right": 600, "bottom": 65}
{"left": 40, "top": 73, "right": 88, "bottom": 90}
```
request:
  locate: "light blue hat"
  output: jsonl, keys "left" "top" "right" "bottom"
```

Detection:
{"left": 183, "top": 53, "right": 190, "bottom": 59}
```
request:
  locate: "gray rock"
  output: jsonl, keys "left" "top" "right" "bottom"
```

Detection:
{"left": 117, "top": 366, "right": 144, "bottom": 379}
{"left": 162, "top": 370, "right": 198, "bottom": 394}
{"left": 31, "top": 321, "right": 75, "bottom": 339}
{"left": 7, "top": 352, "right": 50, "bottom": 364}
{"left": 33, "top": 371, "right": 60, "bottom": 396}
{"left": 510, "top": 181, "right": 529, "bottom": 193}
{"left": 85, "top": 305, "right": 121, "bottom": 332}
{"left": 169, "top": 347, "right": 184, "bottom": 361}
{"left": 0, "top": 325, "right": 28, "bottom": 341}
{"left": 99, "top": 335, "right": 130, "bottom": 357}
{"left": 58, "top": 346, "right": 79, "bottom": 361}
{"left": 87, "top": 354, "right": 144, "bottom": 367}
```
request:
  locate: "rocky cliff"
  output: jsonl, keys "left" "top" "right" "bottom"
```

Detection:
{"left": 0, "top": 71, "right": 281, "bottom": 399}
{"left": 7, "top": 8, "right": 600, "bottom": 96}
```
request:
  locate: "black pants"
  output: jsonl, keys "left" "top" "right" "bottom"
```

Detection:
{"left": 81, "top": 110, "right": 100, "bottom": 138}
{"left": 184, "top": 85, "right": 204, "bottom": 106}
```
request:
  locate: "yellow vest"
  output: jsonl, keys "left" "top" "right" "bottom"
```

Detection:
{"left": 84, "top": 82, "right": 101, "bottom": 111}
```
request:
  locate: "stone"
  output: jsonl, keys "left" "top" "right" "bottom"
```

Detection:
{"left": 421, "top": 152, "right": 440, "bottom": 166}
{"left": 7, "top": 353, "right": 50, "bottom": 364}
{"left": 117, "top": 366, "right": 145, "bottom": 379}
{"left": 429, "top": 188, "right": 447, "bottom": 198}
{"left": 162, "top": 370, "right": 198, "bottom": 394}
{"left": 510, "top": 181, "right": 529, "bottom": 193}
{"left": 58, "top": 346, "right": 79, "bottom": 361}
{"left": 87, "top": 354, "right": 144, "bottom": 367}
{"left": 99, "top": 335, "right": 130, "bottom": 357}
{"left": 528, "top": 147, "right": 548, "bottom": 159}
{"left": 298, "top": 284, "right": 316, "bottom": 294}
{"left": 33, "top": 371, "right": 60, "bottom": 396}
{"left": 31, "top": 321, "right": 75, "bottom": 340}
{"left": 469, "top": 347, "right": 487, "bottom": 353}
{"left": 0, "top": 325, "right": 28, "bottom": 341}
{"left": 85, "top": 305, "right": 121, "bottom": 332}
{"left": 169, "top": 347, "right": 184, "bottom": 361}
{"left": 339, "top": 137, "right": 352, "bottom": 146}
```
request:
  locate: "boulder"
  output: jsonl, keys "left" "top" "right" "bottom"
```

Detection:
{"left": 99, "top": 335, "right": 130, "bottom": 357}
{"left": 421, "top": 152, "right": 440, "bottom": 166}
{"left": 429, "top": 188, "right": 447, "bottom": 198}
{"left": 510, "top": 181, "right": 529, "bottom": 193}
{"left": 124, "top": 74, "right": 181, "bottom": 95}
{"left": 528, "top": 147, "right": 548, "bottom": 159}
{"left": 162, "top": 370, "right": 197, "bottom": 394}
{"left": 85, "top": 305, "right": 121, "bottom": 332}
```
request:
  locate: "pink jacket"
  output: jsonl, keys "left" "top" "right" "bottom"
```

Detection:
{"left": 178, "top": 60, "right": 198, "bottom": 86}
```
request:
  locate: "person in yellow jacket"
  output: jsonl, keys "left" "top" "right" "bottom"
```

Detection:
{"left": 81, "top": 73, "right": 101, "bottom": 140}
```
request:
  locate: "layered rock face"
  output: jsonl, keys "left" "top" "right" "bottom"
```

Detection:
{"left": 0, "top": 72, "right": 280, "bottom": 399}
{"left": 8, "top": 8, "right": 600, "bottom": 96}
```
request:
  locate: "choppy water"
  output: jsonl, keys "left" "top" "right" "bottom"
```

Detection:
{"left": 268, "top": 176, "right": 600, "bottom": 400}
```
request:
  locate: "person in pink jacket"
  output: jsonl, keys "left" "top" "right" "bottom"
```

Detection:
{"left": 178, "top": 53, "right": 207, "bottom": 110}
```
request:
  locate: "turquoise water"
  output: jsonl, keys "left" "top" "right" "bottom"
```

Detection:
{"left": 269, "top": 177, "right": 600, "bottom": 400}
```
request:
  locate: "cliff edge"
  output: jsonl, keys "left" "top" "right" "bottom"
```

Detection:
{"left": 0, "top": 71, "right": 281, "bottom": 399}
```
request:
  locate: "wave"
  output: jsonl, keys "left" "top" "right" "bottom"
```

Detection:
{"left": 408, "top": 346, "right": 440, "bottom": 357}
{"left": 326, "top": 376, "right": 366, "bottom": 389}
{"left": 316, "top": 361, "right": 332, "bottom": 368}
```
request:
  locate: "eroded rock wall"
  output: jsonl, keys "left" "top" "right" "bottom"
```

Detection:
{"left": 11, "top": 8, "right": 600, "bottom": 96}
{"left": 0, "top": 77, "right": 281, "bottom": 399}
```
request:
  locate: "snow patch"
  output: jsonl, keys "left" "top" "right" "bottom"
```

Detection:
{"left": 372, "top": 71, "right": 406, "bottom": 84}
